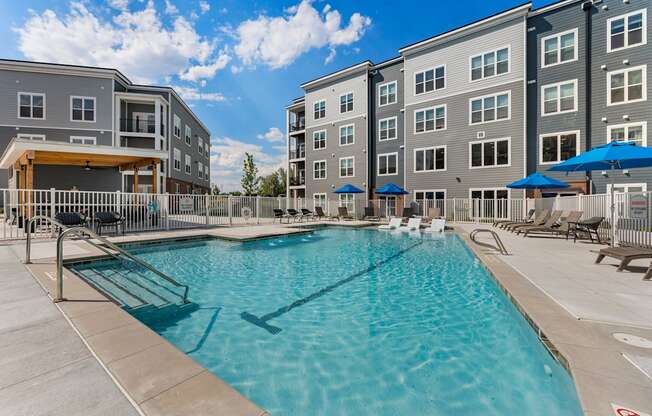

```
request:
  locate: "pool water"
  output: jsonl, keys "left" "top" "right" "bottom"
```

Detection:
{"left": 71, "top": 228, "right": 582, "bottom": 415}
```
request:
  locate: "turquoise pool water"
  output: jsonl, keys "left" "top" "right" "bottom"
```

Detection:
{"left": 71, "top": 228, "right": 582, "bottom": 415}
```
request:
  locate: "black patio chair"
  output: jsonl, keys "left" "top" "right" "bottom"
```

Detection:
{"left": 286, "top": 208, "right": 301, "bottom": 222}
{"left": 53, "top": 211, "right": 89, "bottom": 234}
{"left": 93, "top": 211, "right": 126, "bottom": 236}
{"left": 273, "top": 208, "right": 289, "bottom": 223}
{"left": 570, "top": 216, "right": 604, "bottom": 244}
{"left": 301, "top": 208, "right": 315, "bottom": 221}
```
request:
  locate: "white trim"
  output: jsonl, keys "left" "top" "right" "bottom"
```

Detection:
{"left": 16, "top": 133, "right": 45, "bottom": 141}
{"left": 538, "top": 130, "right": 581, "bottom": 165}
{"left": 312, "top": 129, "right": 327, "bottom": 150}
{"left": 308, "top": 113, "right": 365, "bottom": 130}
{"left": 468, "top": 90, "right": 511, "bottom": 125}
{"left": 414, "top": 104, "right": 447, "bottom": 134}
{"left": 313, "top": 99, "right": 326, "bottom": 121}
{"left": 413, "top": 65, "right": 446, "bottom": 96}
{"left": 184, "top": 125, "right": 192, "bottom": 146}
{"left": 607, "top": 9, "right": 647, "bottom": 53}
{"left": 17, "top": 92, "right": 46, "bottom": 120}
{"left": 173, "top": 114, "right": 181, "bottom": 139}
{"left": 313, "top": 193, "right": 327, "bottom": 207}
{"left": 70, "top": 95, "right": 96, "bottom": 123}
{"left": 0, "top": 123, "right": 110, "bottom": 133}
{"left": 339, "top": 91, "right": 354, "bottom": 114}
{"left": 377, "top": 152, "right": 399, "bottom": 176}
{"left": 184, "top": 154, "right": 192, "bottom": 175}
{"left": 413, "top": 189, "right": 447, "bottom": 201}
{"left": 338, "top": 156, "right": 355, "bottom": 178}
{"left": 313, "top": 159, "right": 327, "bottom": 180}
{"left": 378, "top": 116, "right": 398, "bottom": 141}
{"left": 607, "top": 183, "right": 648, "bottom": 193}
{"left": 69, "top": 136, "right": 97, "bottom": 145}
{"left": 378, "top": 81, "right": 398, "bottom": 107}
{"left": 540, "top": 79, "right": 578, "bottom": 116}
{"left": 607, "top": 121, "right": 648, "bottom": 147}
{"left": 405, "top": 77, "right": 523, "bottom": 108}
{"left": 469, "top": 187, "right": 511, "bottom": 199}
{"left": 607, "top": 65, "right": 647, "bottom": 106}
{"left": 339, "top": 123, "right": 355, "bottom": 146}
{"left": 173, "top": 148, "right": 181, "bottom": 171}
{"left": 468, "top": 137, "right": 512, "bottom": 169}
{"left": 541, "top": 28, "right": 579, "bottom": 68}
{"left": 300, "top": 61, "right": 371, "bottom": 89}
{"left": 413, "top": 145, "right": 447, "bottom": 173}
{"left": 469, "top": 45, "right": 511, "bottom": 82}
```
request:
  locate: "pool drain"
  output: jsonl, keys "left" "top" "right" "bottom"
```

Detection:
{"left": 613, "top": 333, "right": 652, "bottom": 349}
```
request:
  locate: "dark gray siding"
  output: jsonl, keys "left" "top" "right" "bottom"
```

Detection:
{"left": 169, "top": 93, "right": 210, "bottom": 187}
{"left": 34, "top": 165, "right": 121, "bottom": 192}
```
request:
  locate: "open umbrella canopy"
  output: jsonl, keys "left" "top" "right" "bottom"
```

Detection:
{"left": 334, "top": 184, "right": 364, "bottom": 194}
{"left": 375, "top": 183, "right": 409, "bottom": 195}
{"left": 547, "top": 141, "right": 652, "bottom": 172}
{"left": 506, "top": 172, "right": 570, "bottom": 189}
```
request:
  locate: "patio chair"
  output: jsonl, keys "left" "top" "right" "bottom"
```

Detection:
{"left": 314, "top": 206, "right": 334, "bottom": 221}
{"left": 570, "top": 216, "right": 604, "bottom": 243}
{"left": 286, "top": 209, "right": 302, "bottom": 222}
{"left": 595, "top": 246, "right": 652, "bottom": 280}
{"left": 54, "top": 212, "right": 89, "bottom": 233}
{"left": 363, "top": 207, "right": 380, "bottom": 222}
{"left": 504, "top": 209, "right": 550, "bottom": 232}
{"left": 424, "top": 218, "right": 446, "bottom": 233}
{"left": 337, "top": 206, "right": 354, "bottom": 220}
{"left": 378, "top": 217, "right": 402, "bottom": 230}
{"left": 400, "top": 206, "right": 414, "bottom": 222}
{"left": 93, "top": 211, "right": 125, "bottom": 236}
{"left": 273, "top": 209, "right": 289, "bottom": 223}
{"left": 399, "top": 217, "right": 422, "bottom": 232}
{"left": 301, "top": 208, "right": 315, "bottom": 221}
{"left": 494, "top": 209, "right": 535, "bottom": 228}
{"left": 522, "top": 211, "right": 582, "bottom": 238}
{"left": 515, "top": 210, "right": 563, "bottom": 235}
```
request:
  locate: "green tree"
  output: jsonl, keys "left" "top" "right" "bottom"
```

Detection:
{"left": 211, "top": 184, "right": 221, "bottom": 195}
{"left": 258, "top": 173, "right": 280, "bottom": 197}
{"left": 241, "top": 152, "right": 258, "bottom": 196}
{"left": 276, "top": 167, "right": 287, "bottom": 196}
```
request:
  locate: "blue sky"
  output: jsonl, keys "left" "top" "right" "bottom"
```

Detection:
{"left": 0, "top": 0, "right": 558, "bottom": 190}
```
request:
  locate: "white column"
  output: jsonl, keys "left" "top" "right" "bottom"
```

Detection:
{"left": 114, "top": 96, "right": 122, "bottom": 147}
{"left": 154, "top": 98, "right": 161, "bottom": 150}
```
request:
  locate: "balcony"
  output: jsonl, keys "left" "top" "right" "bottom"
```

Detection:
{"left": 120, "top": 118, "right": 165, "bottom": 135}
{"left": 289, "top": 143, "right": 305, "bottom": 160}
{"left": 289, "top": 117, "right": 305, "bottom": 133}
{"left": 289, "top": 170, "right": 305, "bottom": 186}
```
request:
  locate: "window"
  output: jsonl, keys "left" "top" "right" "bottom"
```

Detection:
{"left": 198, "top": 137, "right": 203, "bottom": 154}
{"left": 415, "top": 105, "right": 446, "bottom": 133}
{"left": 339, "top": 157, "right": 354, "bottom": 177}
{"left": 379, "top": 81, "right": 397, "bottom": 106}
{"left": 173, "top": 148, "right": 181, "bottom": 171}
{"left": 185, "top": 155, "right": 192, "bottom": 175}
{"left": 471, "top": 47, "right": 509, "bottom": 81}
{"left": 470, "top": 189, "right": 510, "bottom": 219}
{"left": 205, "top": 142, "right": 210, "bottom": 156}
{"left": 542, "top": 29, "right": 578, "bottom": 67}
{"left": 470, "top": 92, "right": 510, "bottom": 124}
{"left": 541, "top": 80, "right": 577, "bottom": 115}
{"left": 378, "top": 152, "right": 398, "bottom": 176}
{"left": 608, "top": 9, "right": 647, "bottom": 52}
{"left": 313, "top": 193, "right": 327, "bottom": 208}
{"left": 313, "top": 160, "right": 327, "bottom": 179}
{"left": 185, "top": 126, "right": 192, "bottom": 146}
{"left": 608, "top": 122, "right": 647, "bottom": 147}
{"left": 70, "top": 136, "right": 96, "bottom": 145}
{"left": 175, "top": 183, "right": 181, "bottom": 194}
{"left": 339, "top": 124, "right": 354, "bottom": 146}
{"left": 205, "top": 164, "right": 210, "bottom": 180}
{"left": 340, "top": 92, "right": 354, "bottom": 113}
{"left": 608, "top": 66, "right": 646, "bottom": 106}
{"left": 379, "top": 117, "right": 397, "bottom": 141}
{"left": 338, "top": 193, "right": 355, "bottom": 212}
{"left": 70, "top": 96, "right": 96, "bottom": 122}
{"left": 314, "top": 100, "right": 326, "bottom": 120}
{"left": 415, "top": 190, "right": 446, "bottom": 201}
{"left": 18, "top": 93, "right": 45, "bottom": 119}
{"left": 173, "top": 115, "right": 181, "bottom": 138}
{"left": 414, "top": 146, "right": 446, "bottom": 172}
{"left": 197, "top": 161, "right": 203, "bottom": 178}
{"left": 470, "top": 138, "right": 510, "bottom": 168}
{"left": 608, "top": 183, "right": 647, "bottom": 193}
{"left": 539, "top": 131, "right": 580, "bottom": 164}
{"left": 415, "top": 66, "right": 445, "bottom": 95}
{"left": 313, "top": 130, "right": 327, "bottom": 150}
{"left": 17, "top": 134, "right": 45, "bottom": 141}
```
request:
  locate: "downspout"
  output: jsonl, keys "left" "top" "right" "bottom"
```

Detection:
{"left": 582, "top": 1, "right": 593, "bottom": 193}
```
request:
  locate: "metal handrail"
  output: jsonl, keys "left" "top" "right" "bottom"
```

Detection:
{"left": 470, "top": 228, "right": 509, "bottom": 255}
{"left": 25, "top": 216, "right": 188, "bottom": 304}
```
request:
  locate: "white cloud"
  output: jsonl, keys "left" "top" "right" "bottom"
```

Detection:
{"left": 257, "top": 127, "right": 284, "bottom": 143}
{"left": 234, "top": 0, "right": 371, "bottom": 69}
{"left": 164, "top": 0, "right": 178, "bottom": 15}
{"left": 108, "top": 0, "right": 129, "bottom": 11}
{"left": 179, "top": 51, "right": 230, "bottom": 81}
{"left": 210, "top": 137, "right": 285, "bottom": 191}
{"left": 199, "top": 1, "right": 210, "bottom": 14}
{"left": 324, "top": 48, "right": 336, "bottom": 64}
{"left": 15, "top": 1, "right": 225, "bottom": 84}
{"left": 171, "top": 85, "right": 226, "bottom": 102}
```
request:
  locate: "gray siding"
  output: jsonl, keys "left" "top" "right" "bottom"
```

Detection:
{"left": 34, "top": 165, "right": 121, "bottom": 192}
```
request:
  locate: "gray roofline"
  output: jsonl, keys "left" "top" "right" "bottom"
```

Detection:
{"left": 371, "top": 56, "right": 403, "bottom": 70}
{"left": 529, "top": 0, "right": 584, "bottom": 16}
{"left": 300, "top": 60, "right": 373, "bottom": 90}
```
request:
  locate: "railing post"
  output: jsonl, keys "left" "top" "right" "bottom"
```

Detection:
{"left": 256, "top": 196, "right": 260, "bottom": 224}
{"left": 49, "top": 188, "right": 56, "bottom": 237}
{"left": 228, "top": 195, "right": 232, "bottom": 226}
{"left": 205, "top": 193, "right": 210, "bottom": 226}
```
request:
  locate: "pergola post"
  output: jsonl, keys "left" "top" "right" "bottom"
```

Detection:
{"left": 133, "top": 166, "right": 139, "bottom": 193}
{"left": 151, "top": 162, "right": 158, "bottom": 194}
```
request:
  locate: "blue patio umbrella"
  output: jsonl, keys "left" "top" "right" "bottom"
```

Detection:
{"left": 334, "top": 184, "right": 364, "bottom": 194}
{"left": 548, "top": 141, "right": 652, "bottom": 245}
{"left": 375, "top": 183, "right": 409, "bottom": 195}
{"left": 506, "top": 172, "right": 570, "bottom": 190}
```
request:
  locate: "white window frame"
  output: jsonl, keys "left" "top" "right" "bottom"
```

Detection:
{"left": 173, "top": 115, "right": 181, "bottom": 138}
{"left": 607, "top": 9, "right": 647, "bottom": 53}
{"left": 378, "top": 116, "right": 398, "bottom": 141}
{"left": 607, "top": 65, "right": 647, "bottom": 106}
{"left": 197, "top": 161, "right": 203, "bottom": 178}
{"left": 414, "top": 65, "right": 446, "bottom": 96}
{"left": 538, "top": 130, "right": 581, "bottom": 165}
{"left": 469, "top": 91, "right": 511, "bottom": 125}
{"left": 414, "top": 105, "right": 447, "bottom": 134}
{"left": 205, "top": 142, "right": 210, "bottom": 156}
{"left": 173, "top": 148, "right": 181, "bottom": 171}
{"left": 313, "top": 160, "right": 327, "bottom": 180}
{"left": 185, "top": 125, "right": 192, "bottom": 146}
{"left": 70, "top": 96, "right": 96, "bottom": 123}
{"left": 469, "top": 45, "right": 511, "bottom": 82}
{"left": 469, "top": 188, "right": 511, "bottom": 199}
{"left": 313, "top": 129, "right": 327, "bottom": 150}
{"left": 17, "top": 133, "right": 45, "bottom": 141}
{"left": 414, "top": 189, "right": 447, "bottom": 201}
{"left": 377, "top": 152, "right": 398, "bottom": 176}
{"left": 185, "top": 154, "right": 192, "bottom": 175}
{"left": 198, "top": 137, "right": 203, "bottom": 154}
{"left": 541, "top": 79, "right": 578, "bottom": 116}
{"left": 607, "top": 183, "right": 648, "bottom": 193}
{"left": 339, "top": 92, "right": 354, "bottom": 114}
{"left": 541, "top": 28, "right": 579, "bottom": 68}
{"left": 313, "top": 193, "right": 327, "bottom": 208}
{"left": 607, "top": 121, "right": 648, "bottom": 147}
{"left": 175, "top": 183, "right": 181, "bottom": 194}
{"left": 339, "top": 156, "right": 355, "bottom": 178}
{"left": 378, "top": 81, "right": 397, "bottom": 106}
{"left": 469, "top": 137, "right": 512, "bottom": 169}
{"left": 17, "top": 92, "right": 46, "bottom": 120}
{"left": 413, "top": 146, "right": 447, "bottom": 173}
{"left": 339, "top": 124, "right": 355, "bottom": 146}
{"left": 313, "top": 99, "right": 326, "bottom": 120}
{"left": 70, "top": 136, "right": 96, "bottom": 145}
{"left": 204, "top": 164, "right": 209, "bottom": 180}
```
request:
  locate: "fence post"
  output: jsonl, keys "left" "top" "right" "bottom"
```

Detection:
{"left": 256, "top": 196, "right": 260, "bottom": 225}
{"left": 205, "top": 193, "right": 210, "bottom": 226}
{"left": 228, "top": 195, "right": 232, "bottom": 226}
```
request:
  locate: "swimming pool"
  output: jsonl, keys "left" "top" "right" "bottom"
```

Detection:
{"left": 71, "top": 228, "right": 582, "bottom": 415}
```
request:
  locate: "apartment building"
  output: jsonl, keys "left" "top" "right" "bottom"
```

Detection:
{"left": 0, "top": 59, "right": 211, "bottom": 195}
{"left": 286, "top": 0, "right": 651, "bottom": 208}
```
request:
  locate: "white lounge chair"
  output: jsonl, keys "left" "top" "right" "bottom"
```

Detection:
{"left": 378, "top": 217, "right": 402, "bottom": 230}
{"left": 425, "top": 218, "right": 446, "bottom": 233}
{"left": 399, "top": 217, "right": 422, "bottom": 232}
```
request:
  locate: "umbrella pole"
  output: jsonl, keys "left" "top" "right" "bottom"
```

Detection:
{"left": 610, "top": 164, "right": 616, "bottom": 247}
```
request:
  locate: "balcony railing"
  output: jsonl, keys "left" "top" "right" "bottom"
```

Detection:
{"left": 289, "top": 144, "right": 305, "bottom": 160}
{"left": 289, "top": 171, "right": 305, "bottom": 186}
{"left": 120, "top": 118, "right": 165, "bottom": 135}
{"left": 289, "top": 118, "right": 306, "bottom": 132}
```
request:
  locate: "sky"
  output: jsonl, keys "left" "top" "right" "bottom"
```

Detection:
{"left": 0, "top": 0, "right": 560, "bottom": 191}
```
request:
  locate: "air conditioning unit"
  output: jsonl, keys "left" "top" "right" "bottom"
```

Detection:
{"left": 476, "top": 131, "right": 486, "bottom": 139}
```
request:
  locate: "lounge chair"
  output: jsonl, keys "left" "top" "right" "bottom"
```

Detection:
{"left": 93, "top": 211, "right": 125, "bottom": 236}
{"left": 399, "top": 217, "right": 422, "bottom": 232}
{"left": 522, "top": 211, "right": 583, "bottom": 238}
{"left": 378, "top": 217, "right": 402, "bottom": 230}
{"left": 424, "top": 218, "right": 446, "bottom": 233}
{"left": 516, "top": 210, "right": 563, "bottom": 235}
{"left": 314, "top": 206, "right": 334, "bottom": 221}
{"left": 363, "top": 207, "right": 380, "bottom": 222}
{"left": 301, "top": 208, "right": 315, "bottom": 221}
{"left": 273, "top": 209, "right": 290, "bottom": 223}
{"left": 504, "top": 209, "right": 550, "bottom": 232}
{"left": 494, "top": 209, "right": 535, "bottom": 228}
{"left": 400, "top": 207, "right": 414, "bottom": 224}
{"left": 570, "top": 216, "right": 604, "bottom": 243}
{"left": 595, "top": 246, "right": 652, "bottom": 280}
{"left": 338, "top": 206, "right": 354, "bottom": 220}
{"left": 286, "top": 209, "right": 301, "bottom": 222}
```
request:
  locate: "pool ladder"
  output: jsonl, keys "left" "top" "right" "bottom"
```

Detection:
{"left": 24, "top": 215, "right": 189, "bottom": 304}
{"left": 469, "top": 229, "right": 509, "bottom": 255}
